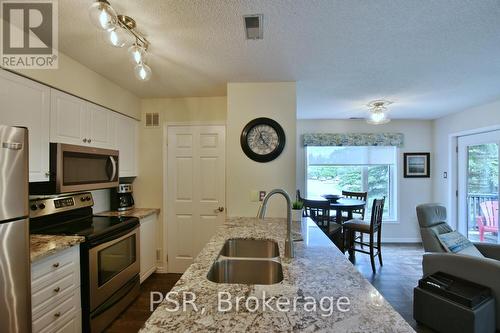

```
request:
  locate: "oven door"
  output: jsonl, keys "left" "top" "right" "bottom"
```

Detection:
{"left": 89, "top": 227, "right": 140, "bottom": 310}
{"left": 55, "top": 143, "right": 119, "bottom": 193}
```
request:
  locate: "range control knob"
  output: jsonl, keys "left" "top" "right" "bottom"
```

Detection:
{"left": 80, "top": 197, "right": 86, "bottom": 202}
{"left": 85, "top": 196, "right": 91, "bottom": 201}
{"left": 30, "top": 204, "right": 38, "bottom": 211}
{"left": 38, "top": 203, "right": 45, "bottom": 210}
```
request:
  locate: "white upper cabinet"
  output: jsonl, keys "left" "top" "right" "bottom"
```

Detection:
{"left": 51, "top": 89, "right": 117, "bottom": 149}
{"left": 50, "top": 89, "right": 88, "bottom": 146}
{"left": 87, "top": 103, "right": 116, "bottom": 149}
{"left": 115, "top": 113, "right": 138, "bottom": 177}
{"left": 0, "top": 70, "right": 50, "bottom": 182}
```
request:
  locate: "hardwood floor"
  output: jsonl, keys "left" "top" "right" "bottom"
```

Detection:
{"left": 105, "top": 273, "right": 182, "bottom": 333}
{"left": 106, "top": 244, "right": 431, "bottom": 332}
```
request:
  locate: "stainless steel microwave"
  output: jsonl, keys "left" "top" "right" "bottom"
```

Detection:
{"left": 30, "top": 143, "right": 119, "bottom": 194}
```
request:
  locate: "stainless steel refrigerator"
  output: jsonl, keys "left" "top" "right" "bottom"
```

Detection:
{"left": 0, "top": 125, "right": 30, "bottom": 332}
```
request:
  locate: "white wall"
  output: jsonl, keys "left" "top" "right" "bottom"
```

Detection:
{"left": 11, "top": 52, "right": 141, "bottom": 119}
{"left": 433, "top": 99, "right": 500, "bottom": 228}
{"left": 134, "top": 96, "right": 227, "bottom": 271}
{"left": 297, "top": 119, "right": 433, "bottom": 242}
{"left": 227, "top": 82, "right": 297, "bottom": 217}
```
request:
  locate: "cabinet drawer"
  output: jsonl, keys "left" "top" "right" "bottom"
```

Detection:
{"left": 32, "top": 246, "right": 80, "bottom": 290}
{"left": 33, "top": 289, "right": 81, "bottom": 333}
{"left": 32, "top": 270, "right": 79, "bottom": 316}
{"left": 52, "top": 310, "right": 81, "bottom": 333}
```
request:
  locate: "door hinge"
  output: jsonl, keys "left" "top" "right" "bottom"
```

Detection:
{"left": 456, "top": 190, "right": 459, "bottom": 197}
{"left": 456, "top": 146, "right": 458, "bottom": 153}
{"left": 165, "top": 254, "right": 168, "bottom": 263}
{"left": 156, "top": 248, "right": 161, "bottom": 261}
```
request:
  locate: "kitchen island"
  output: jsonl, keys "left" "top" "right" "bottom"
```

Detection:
{"left": 141, "top": 217, "right": 414, "bottom": 332}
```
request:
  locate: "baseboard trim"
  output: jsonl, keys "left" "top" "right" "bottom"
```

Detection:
{"left": 155, "top": 266, "right": 168, "bottom": 274}
{"left": 382, "top": 237, "right": 422, "bottom": 243}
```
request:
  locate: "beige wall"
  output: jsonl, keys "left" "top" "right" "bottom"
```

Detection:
{"left": 297, "top": 119, "right": 433, "bottom": 242}
{"left": 133, "top": 96, "right": 227, "bottom": 269}
{"left": 433, "top": 99, "right": 500, "bottom": 228}
{"left": 227, "top": 82, "right": 297, "bottom": 218}
{"left": 12, "top": 52, "right": 141, "bottom": 119}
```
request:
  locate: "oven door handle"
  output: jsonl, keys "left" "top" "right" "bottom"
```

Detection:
{"left": 88, "top": 224, "right": 138, "bottom": 248}
{"left": 108, "top": 156, "right": 117, "bottom": 181}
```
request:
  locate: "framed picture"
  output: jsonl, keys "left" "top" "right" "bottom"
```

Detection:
{"left": 404, "top": 153, "right": 430, "bottom": 178}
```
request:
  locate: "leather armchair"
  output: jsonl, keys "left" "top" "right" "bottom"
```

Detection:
{"left": 416, "top": 203, "right": 500, "bottom": 331}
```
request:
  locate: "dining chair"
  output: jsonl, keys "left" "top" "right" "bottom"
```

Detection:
{"left": 341, "top": 190, "right": 368, "bottom": 246}
{"left": 343, "top": 198, "right": 385, "bottom": 273}
{"left": 302, "top": 198, "right": 342, "bottom": 248}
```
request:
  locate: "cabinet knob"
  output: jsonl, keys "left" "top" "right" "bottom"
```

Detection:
{"left": 54, "top": 312, "right": 61, "bottom": 318}
{"left": 45, "top": 172, "right": 50, "bottom": 177}
{"left": 217, "top": 207, "right": 224, "bottom": 212}
{"left": 83, "top": 138, "right": 87, "bottom": 143}
{"left": 88, "top": 138, "right": 91, "bottom": 143}
{"left": 53, "top": 287, "right": 60, "bottom": 293}
{"left": 52, "top": 262, "right": 60, "bottom": 268}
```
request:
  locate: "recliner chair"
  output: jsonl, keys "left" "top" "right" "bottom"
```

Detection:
{"left": 416, "top": 203, "right": 500, "bottom": 331}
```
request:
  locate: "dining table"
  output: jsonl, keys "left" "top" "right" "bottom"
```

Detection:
{"left": 305, "top": 195, "right": 366, "bottom": 254}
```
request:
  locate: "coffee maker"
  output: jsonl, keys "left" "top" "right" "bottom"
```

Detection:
{"left": 110, "top": 184, "right": 135, "bottom": 211}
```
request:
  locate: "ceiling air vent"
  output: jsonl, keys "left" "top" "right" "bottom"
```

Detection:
{"left": 145, "top": 112, "right": 160, "bottom": 128}
{"left": 243, "top": 14, "right": 263, "bottom": 40}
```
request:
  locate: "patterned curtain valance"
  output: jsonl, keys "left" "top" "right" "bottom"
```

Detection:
{"left": 303, "top": 133, "right": 404, "bottom": 147}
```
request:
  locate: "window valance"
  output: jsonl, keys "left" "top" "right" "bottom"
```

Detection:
{"left": 303, "top": 133, "right": 404, "bottom": 147}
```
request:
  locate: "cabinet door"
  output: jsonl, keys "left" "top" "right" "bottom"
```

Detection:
{"left": 87, "top": 103, "right": 116, "bottom": 149}
{"left": 140, "top": 214, "right": 157, "bottom": 283}
{"left": 0, "top": 70, "right": 50, "bottom": 181}
{"left": 50, "top": 90, "right": 89, "bottom": 146}
{"left": 115, "top": 114, "right": 138, "bottom": 177}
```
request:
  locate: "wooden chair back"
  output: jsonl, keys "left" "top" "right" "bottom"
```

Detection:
{"left": 479, "top": 201, "right": 499, "bottom": 227}
{"left": 303, "top": 198, "right": 331, "bottom": 228}
{"left": 342, "top": 190, "right": 368, "bottom": 219}
{"left": 369, "top": 198, "right": 385, "bottom": 233}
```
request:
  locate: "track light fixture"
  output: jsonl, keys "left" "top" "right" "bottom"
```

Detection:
{"left": 89, "top": 0, "right": 152, "bottom": 81}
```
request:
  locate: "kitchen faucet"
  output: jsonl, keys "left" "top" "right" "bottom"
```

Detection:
{"left": 257, "top": 189, "right": 294, "bottom": 258}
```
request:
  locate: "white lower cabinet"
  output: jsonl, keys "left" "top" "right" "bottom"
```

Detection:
{"left": 31, "top": 246, "right": 81, "bottom": 333}
{"left": 140, "top": 214, "right": 158, "bottom": 283}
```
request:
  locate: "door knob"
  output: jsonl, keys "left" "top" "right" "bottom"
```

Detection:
{"left": 217, "top": 207, "right": 224, "bottom": 212}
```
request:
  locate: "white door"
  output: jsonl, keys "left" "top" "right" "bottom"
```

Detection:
{"left": 167, "top": 125, "right": 225, "bottom": 273}
{"left": 87, "top": 103, "right": 116, "bottom": 149}
{"left": 50, "top": 89, "right": 89, "bottom": 146}
{"left": 458, "top": 130, "right": 500, "bottom": 243}
{"left": 115, "top": 114, "right": 138, "bottom": 177}
{"left": 0, "top": 70, "right": 50, "bottom": 181}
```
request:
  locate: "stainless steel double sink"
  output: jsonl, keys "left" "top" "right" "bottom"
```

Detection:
{"left": 207, "top": 238, "right": 284, "bottom": 285}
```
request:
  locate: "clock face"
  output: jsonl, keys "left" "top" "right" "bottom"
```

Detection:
{"left": 240, "top": 118, "right": 286, "bottom": 162}
{"left": 247, "top": 124, "right": 280, "bottom": 155}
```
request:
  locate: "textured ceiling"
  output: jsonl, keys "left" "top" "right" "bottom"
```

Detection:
{"left": 59, "top": 0, "right": 500, "bottom": 119}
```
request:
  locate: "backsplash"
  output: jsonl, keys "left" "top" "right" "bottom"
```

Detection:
{"left": 91, "top": 189, "right": 110, "bottom": 213}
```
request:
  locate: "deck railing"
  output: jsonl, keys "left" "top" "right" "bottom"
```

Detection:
{"left": 467, "top": 193, "right": 499, "bottom": 228}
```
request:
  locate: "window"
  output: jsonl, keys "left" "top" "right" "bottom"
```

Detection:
{"left": 306, "top": 146, "right": 397, "bottom": 220}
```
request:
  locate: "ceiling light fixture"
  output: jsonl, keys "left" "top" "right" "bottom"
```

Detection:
{"left": 89, "top": 0, "right": 152, "bottom": 81}
{"left": 366, "top": 100, "right": 393, "bottom": 125}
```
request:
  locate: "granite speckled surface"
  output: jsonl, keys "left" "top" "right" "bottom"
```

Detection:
{"left": 95, "top": 208, "right": 160, "bottom": 219}
{"left": 30, "top": 234, "right": 85, "bottom": 262}
{"left": 141, "top": 217, "right": 415, "bottom": 332}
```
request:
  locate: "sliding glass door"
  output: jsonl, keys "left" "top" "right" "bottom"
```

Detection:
{"left": 458, "top": 131, "right": 500, "bottom": 243}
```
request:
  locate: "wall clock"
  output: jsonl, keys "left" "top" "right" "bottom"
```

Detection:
{"left": 240, "top": 117, "right": 286, "bottom": 162}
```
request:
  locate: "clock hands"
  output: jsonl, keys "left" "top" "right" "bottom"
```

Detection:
{"left": 258, "top": 130, "right": 270, "bottom": 148}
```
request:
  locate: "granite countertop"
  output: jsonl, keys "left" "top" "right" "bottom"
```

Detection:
{"left": 30, "top": 234, "right": 85, "bottom": 263}
{"left": 141, "top": 217, "right": 414, "bottom": 332}
{"left": 95, "top": 208, "right": 160, "bottom": 219}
